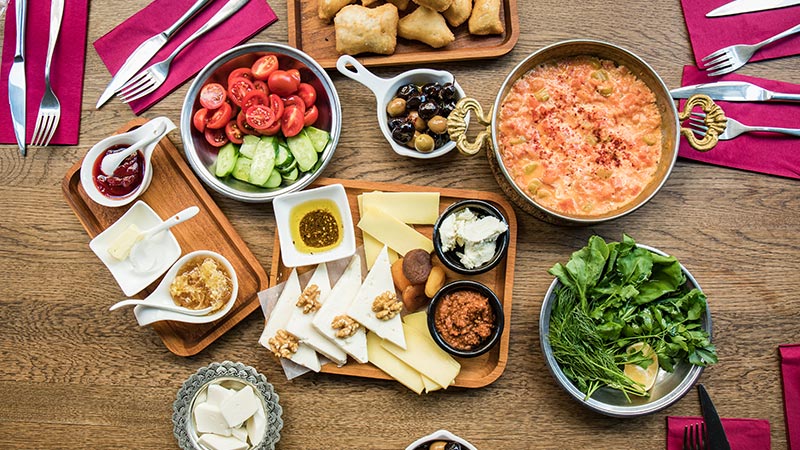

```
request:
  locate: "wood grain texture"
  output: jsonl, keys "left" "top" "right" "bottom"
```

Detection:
{"left": 1, "top": 0, "right": 799, "bottom": 448}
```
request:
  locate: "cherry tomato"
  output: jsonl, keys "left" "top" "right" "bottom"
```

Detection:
{"left": 242, "top": 90, "right": 268, "bottom": 113}
{"left": 269, "top": 94, "right": 284, "bottom": 120}
{"left": 253, "top": 80, "right": 269, "bottom": 95}
{"left": 227, "top": 68, "right": 253, "bottom": 87}
{"left": 204, "top": 127, "right": 228, "bottom": 147}
{"left": 281, "top": 105, "right": 305, "bottom": 137}
{"left": 199, "top": 83, "right": 226, "bottom": 110}
{"left": 228, "top": 77, "right": 254, "bottom": 107}
{"left": 288, "top": 69, "right": 301, "bottom": 84}
{"left": 206, "top": 102, "right": 233, "bottom": 129}
{"left": 251, "top": 55, "right": 279, "bottom": 81}
{"left": 303, "top": 105, "right": 319, "bottom": 127}
{"left": 260, "top": 118, "right": 282, "bottom": 136}
{"left": 282, "top": 95, "right": 306, "bottom": 115}
{"left": 246, "top": 104, "right": 277, "bottom": 131}
{"left": 296, "top": 83, "right": 317, "bottom": 108}
{"left": 268, "top": 70, "right": 300, "bottom": 97}
{"left": 237, "top": 110, "right": 257, "bottom": 135}
{"left": 193, "top": 108, "right": 209, "bottom": 133}
{"left": 225, "top": 120, "right": 244, "bottom": 144}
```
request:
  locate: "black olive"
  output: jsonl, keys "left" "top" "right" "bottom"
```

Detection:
{"left": 418, "top": 101, "right": 439, "bottom": 120}
{"left": 391, "top": 121, "right": 415, "bottom": 144}
{"left": 422, "top": 82, "right": 442, "bottom": 98}
{"left": 439, "top": 100, "right": 456, "bottom": 118}
{"left": 444, "top": 443, "right": 463, "bottom": 450}
{"left": 429, "top": 131, "right": 450, "bottom": 148}
{"left": 388, "top": 117, "right": 406, "bottom": 131}
{"left": 440, "top": 82, "right": 457, "bottom": 100}
{"left": 406, "top": 94, "right": 426, "bottom": 110}
{"left": 397, "top": 83, "right": 419, "bottom": 100}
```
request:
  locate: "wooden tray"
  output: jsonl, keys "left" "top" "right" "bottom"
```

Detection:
{"left": 270, "top": 177, "right": 516, "bottom": 388}
{"left": 288, "top": 0, "right": 520, "bottom": 69}
{"left": 62, "top": 119, "right": 269, "bottom": 357}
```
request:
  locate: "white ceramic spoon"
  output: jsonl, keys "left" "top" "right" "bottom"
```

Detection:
{"left": 109, "top": 299, "right": 213, "bottom": 315}
{"left": 129, "top": 205, "right": 200, "bottom": 273}
{"left": 99, "top": 120, "right": 169, "bottom": 175}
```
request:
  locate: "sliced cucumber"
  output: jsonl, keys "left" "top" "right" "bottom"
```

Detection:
{"left": 231, "top": 157, "right": 253, "bottom": 182}
{"left": 249, "top": 138, "right": 276, "bottom": 186}
{"left": 274, "top": 144, "right": 294, "bottom": 169}
{"left": 281, "top": 166, "right": 300, "bottom": 183}
{"left": 286, "top": 132, "right": 318, "bottom": 172}
{"left": 304, "top": 126, "right": 331, "bottom": 153}
{"left": 214, "top": 143, "right": 238, "bottom": 177}
{"left": 261, "top": 169, "right": 282, "bottom": 188}
{"left": 276, "top": 158, "right": 297, "bottom": 175}
{"left": 239, "top": 135, "right": 260, "bottom": 159}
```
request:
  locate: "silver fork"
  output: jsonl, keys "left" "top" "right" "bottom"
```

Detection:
{"left": 689, "top": 111, "right": 800, "bottom": 140}
{"left": 683, "top": 422, "right": 707, "bottom": 450}
{"left": 116, "top": 0, "right": 248, "bottom": 104}
{"left": 701, "top": 23, "right": 800, "bottom": 76}
{"left": 30, "top": 0, "right": 64, "bottom": 147}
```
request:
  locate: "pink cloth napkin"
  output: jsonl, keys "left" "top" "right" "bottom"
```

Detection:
{"left": 0, "top": 0, "right": 89, "bottom": 146}
{"left": 781, "top": 344, "right": 800, "bottom": 450}
{"left": 94, "top": 0, "right": 277, "bottom": 115}
{"left": 678, "top": 65, "right": 800, "bottom": 179}
{"left": 667, "top": 416, "right": 771, "bottom": 450}
{"left": 680, "top": 0, "right": 800, "bottom": 67}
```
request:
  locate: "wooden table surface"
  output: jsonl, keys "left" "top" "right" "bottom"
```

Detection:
{"left": 1, "top": 0, "right": 799, "bottom": 448}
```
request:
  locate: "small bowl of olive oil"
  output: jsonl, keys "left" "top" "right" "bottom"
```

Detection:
{"left": 273, "top": 183, "right": 356, "bottom": 267}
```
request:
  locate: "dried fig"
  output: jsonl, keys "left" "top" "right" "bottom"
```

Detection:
{"left": 403, "top": 248, "right": 432, "bottom": 284}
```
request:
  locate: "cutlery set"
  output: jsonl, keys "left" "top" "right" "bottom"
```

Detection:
{"left": 682, "top": 385, "right": 732, "bottom": 450}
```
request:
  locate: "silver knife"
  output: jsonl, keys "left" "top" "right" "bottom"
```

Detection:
{"left": 8, "top": 0, "right": 27, "bottom": 156}
{"left": 671, "top": 81, "right": 800, "bottom": 102}
{"left": 707, "top": 0, "right": 800, "bottom": 17}
{"left": 96, "top": 0, "right": 215, "bottom": 108}
{"left": 698, "top": 384, "right": 732, "bottom": 450}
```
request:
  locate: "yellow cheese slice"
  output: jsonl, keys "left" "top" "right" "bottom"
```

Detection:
{"left": 360, "top": 192, "right": 440, "bottom": 224}
{"left": 402, "top": 312, "right": 460, "bottom": 373}
{"left": 357, "top": 207, "right": 434, "bottom": 256}
{"left": 358, "top": 195, "right": 398, "bottom": 270}
{"left": 380, "top": 323, "right": 460, "bottom": 388}
{"left": 421, "top": 375, "right": 444, "bottom": 393}
{"left": 366, "top": 332, "right": 424, "bottom": 394}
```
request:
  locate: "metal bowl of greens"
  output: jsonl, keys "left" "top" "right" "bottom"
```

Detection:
{"left": 540, "top": 235, "right": 717, "bottom": 417}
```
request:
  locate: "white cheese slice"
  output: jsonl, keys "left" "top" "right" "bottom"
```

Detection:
{"left": 206, "top": 384, "right": 235, "bottom": 407}
{"left": 366, "top": 331, "right": 424, "bottom": 394}
{"left": 346, "top": 246, "right": 406, "bottom": 349}
{"left": 380, "top": 322, "right": 461, "bottom": 388}
{"left": 311, "top": 255, "right": 369, "bottom": 363}
{"left": 197, "top": 433, "right": 249, "bottom": 450}
{"left": 286, "top": 263, "right": 348, "bottom": 365}
{"left": 194, "top": 403, "right": 231, "bottom": 437}
{"left": 230, "top": 425, "right": 248, "bottom": 443}
{"left": 246, "top": 404, "right": 266, "bottom": 446}
{"left": 259, "top": 269, "right": 321, "bottom": 373}
{"left": 219, "top": 385, "right": 260, "bottom": 429}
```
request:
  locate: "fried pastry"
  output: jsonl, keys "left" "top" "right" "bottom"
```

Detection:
{"left": 362, "top": 0, "right": 382, "bottom": 6}
{"left": 334, "top": 4, "right": 399, "bottom": 55}
{"left": 398, "top": 6, "right": 455, "bottom": 48}
{"left": 412, "top": 0, "right": 453, "bottom": 12}
{"left": 469, "top": 0, "right": 504, "bottom": 35}
{"left": 319, "top": 0, "right": 356, "bottom": 22}
{"left": 387, "top": 0, "right": 410, "bottom": 10}
{"left": 443, "top": 0, "right": 472, "bottom": 27}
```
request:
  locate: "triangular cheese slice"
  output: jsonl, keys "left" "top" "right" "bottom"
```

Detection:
{"left": 286, "top": 263, "right": 348, "bottom": 365}
{"left": 346, "top": 246, "right": 406, "bottom": 349}
{"left": 259, "top": 269, "right": 321, "bottom": 372}
{"left": 311, "top": 255, "right": 368, "bottom": 363}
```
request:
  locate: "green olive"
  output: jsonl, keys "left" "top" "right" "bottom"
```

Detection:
{"left": 414, "top": 134, "right": 435, "bottom": 153}
{"left": 386, "top": 97, "right": 407, "bottom": 117}
{"left": 643, "top": 134, "right": 657, "bottom": 146}
{"left": 427, "top": 115, "right": 447, "bottom": 134}
{"left": 407, "top": 131, "right": 421, "bottom": 149}
{"left": 408, "top": 111, "right": 427, "bottom": 131}
{"left": 429, "top": 442, "right": 447, "bottom": 450}
{"left": 534, "top": 89, "right": 550, "bottom": 102}
{"left": 597, "top": 85, "right": 613, "bottom": 97}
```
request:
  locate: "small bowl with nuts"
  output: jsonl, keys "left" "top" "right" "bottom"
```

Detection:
{"left": 405, "top": 429, "right": 478, "bottom": 450}
{"left": 336, "top": 55, "right": 465, "bottom": 159}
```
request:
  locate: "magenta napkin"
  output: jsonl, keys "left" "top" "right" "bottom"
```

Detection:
{"left": 680, "top": 0, "right": 800, "bottom": 67}
{"left": 667, "top": 416, "right": 770, "bottom": 450}
{"left": 0, "top": 0, "right": 89, "bottom": 146}
{"left": 94, "top": 0, "right": 277, "bottom": 115}
{"left": 781, "top": 345, "right": 800, "bottom": 450}
{"left": 678, "top": 65, "right": 800, "bottom": 179}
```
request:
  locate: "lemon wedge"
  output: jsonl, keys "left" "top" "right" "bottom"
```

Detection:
{"left": 624, "top": 342, "right": 659, "bottom": 391}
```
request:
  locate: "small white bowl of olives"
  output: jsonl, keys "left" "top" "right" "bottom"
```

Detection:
{"left": 405, "top": 429, "right": 477, "bottom": 450}
{"left": 337, "top": 55, "right": 465, "bottom": 159}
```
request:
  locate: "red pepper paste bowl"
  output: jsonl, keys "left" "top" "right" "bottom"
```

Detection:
{"left": 427, "top": 280, "right": 504, "bottom": 358}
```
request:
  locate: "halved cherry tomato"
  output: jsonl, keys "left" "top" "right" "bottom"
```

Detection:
{"left": 268, "top": 70, "right": 300, "bottom": 97}
{"left": 269, "top": 94, "right": 284, "bottom": 120}
{"left": 225, "top": 120, "right": 244, "bottom": 144}
{"left": 204, "top": 127, "right": 228, "bottom": 147}
{"left": 227, "top": 68, "right": 253, "bottom": 87}
{"left": 282, "top": 95, "right": 306, "bottom": 115}
{"left": 251, "top": 55, "right": 279, "bottom": 81}
{"left": 281, "top": 105, "right": 305, "bottom": 137}
{"left": 288, "top": 69, "right": 301, "bottom": 84}
{"left": 237, "top": 110, "right": 257, "bottom": 135}
{"left": 193, "top": 108, "right": 209, "bottom": 133}
{"left": 242, "top": 90, "right": 268, "bottom": 113}
{"left": 246, "top": 104, "right": 276, "bottom": 131}
{"left": 303, "top": 105, "right": 319, "bottom": 127}
{"left": 296, "top": 83, "right": 317, "bottom": 108}
{"left": 206, "top": 102, "right": 233, "bottom": 129}
{"left": 200, "top": 83, "right": 226, "bottom": 110}
{"left": 253, "top": 80, "right": 269, "bottom": 95}
{"left": 260, "top": 118, "right": 282, "bottom": 136}
{"left": 228, "top": 77, "right": 255, "bottom": 107}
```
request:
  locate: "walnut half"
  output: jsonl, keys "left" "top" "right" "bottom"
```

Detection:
{"left": 331, "top": 315, "right": 360, "bottom": 338}
{"left": 296, "top": 284, "right": 321, "bottom": 314}
{"left": 372, "top": 291, "right": 402, "bottom": 320}
{"left": 268, "top": 329, "right": 299, "bottom": 359}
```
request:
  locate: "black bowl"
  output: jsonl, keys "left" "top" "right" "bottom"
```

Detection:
{"left": 427, "top": 280, "right": 504, "bottom": 358}
{"left": 432, "top": 200, "right": 509, "bottom": 275}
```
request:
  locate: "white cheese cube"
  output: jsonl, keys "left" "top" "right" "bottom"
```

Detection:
{"left": 194, "top": 403, "right": 231, "bottom": 436}
{"left": 197, "top": 433, "right": 249, "bottom": 450}
{"left": 246, "top": 405, "right": 267, "bottom": 446}
{"left": 107, "top": 224, "right": 142, "bottom": 260}
{"left": 206, "top": 384, "right": 235, "bottom": 407}
{"left": 219, "top": 385, "right": 260, "bottom": 428}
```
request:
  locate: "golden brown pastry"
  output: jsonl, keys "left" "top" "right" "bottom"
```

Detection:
{"left": 386, "top": 0, "right": 410, "bottom": 10}
{"left": 412, "top": 0, "right": 453, "bottom": 12}
{"left": 398, "top": 6, "right": 455, "bottom": 48}
{"left": 334, "top": 4, "right": 399, "bottom": 55}
{"left": 319, "top": 0, "right": 356, "bottom": 22}
{"left": 362, "top": 0, "right": 382, "bottom": 6}
{"left": 443, "top": 0, "right": 472, "bottom": 27}
{"left": 468, "top": 0, "right": 504, "bottom": 35}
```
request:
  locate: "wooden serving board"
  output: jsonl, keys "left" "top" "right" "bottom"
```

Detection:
{"left": 270, "top": 177, "right": 516, "bottom": 388}
{"left": 288, "top": 0, "right": 520, "bottom": 69}
{"left": 62, "top": 119, "right": 269, "bottom": 357}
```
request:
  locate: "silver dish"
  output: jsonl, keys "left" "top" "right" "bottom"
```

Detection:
{"left": 539, "top": 244, "right": 711, "bottom": 417}
{"left": 173, "top": 361, "right": 283, "bottom": 449}
{"left": 181, "top": 43, "right": 341, "bottom": 203}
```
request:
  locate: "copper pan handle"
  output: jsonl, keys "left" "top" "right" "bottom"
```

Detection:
{"left": 679, "top": 94, "right": 727, "bottom": 152}
{"left": 447, "top": 97, "right": 493, "bottom": 156}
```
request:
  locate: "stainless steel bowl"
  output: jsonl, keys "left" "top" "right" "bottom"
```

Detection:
{"left": 181, "top": 43, "right": 341, "bottom": 202}
{"left": 539, "top": 244, "right": 711, "bottom": 417}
